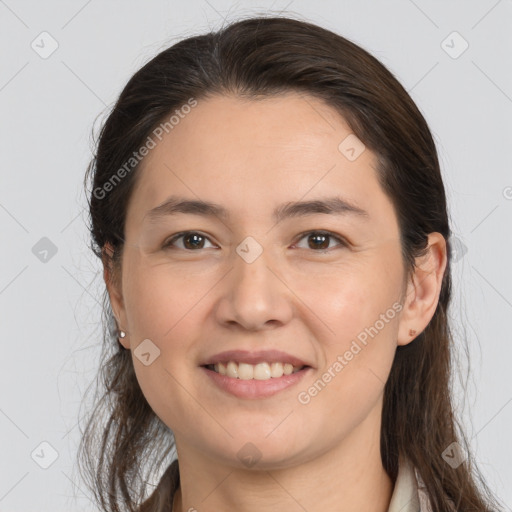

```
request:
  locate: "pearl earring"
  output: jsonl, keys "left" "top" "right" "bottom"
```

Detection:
{"left": 119, "top": 330, "right": 126, "bottom": 338}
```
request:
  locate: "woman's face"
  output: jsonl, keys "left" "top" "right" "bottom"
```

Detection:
{"left": 111, "top": 92, "right": 411, "bottom": 469}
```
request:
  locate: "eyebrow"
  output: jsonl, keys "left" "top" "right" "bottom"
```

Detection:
{"left": 145, "top": 195, "right": 370, "bottom": 224}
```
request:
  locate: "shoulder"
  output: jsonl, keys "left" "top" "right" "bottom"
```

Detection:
{"left": 389, "top": 457, "right": 434, "bottom": 512}
{"left": 414, "top": 466, "right": 434, "bottom": 512}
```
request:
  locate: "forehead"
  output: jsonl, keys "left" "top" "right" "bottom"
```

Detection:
{"left": 125, "top": 93, "right": 397, "bottom": 236}
{"left": 139, "top": 91, "right": 365, "bottom": 180}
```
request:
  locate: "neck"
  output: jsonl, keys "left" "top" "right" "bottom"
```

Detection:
{"left": 171, "top": 402, "right": 394, "bottom": 512}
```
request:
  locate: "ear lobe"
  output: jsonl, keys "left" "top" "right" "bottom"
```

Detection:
{"left": 396, "top": 233, "right": 447, "bottom": 347}
{"left": 102, "top": 243, "right": 129, "bottom": 349}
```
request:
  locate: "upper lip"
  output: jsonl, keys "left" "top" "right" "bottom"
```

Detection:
{"left": 201, "top": 349, "right": 312, "bottom": 368}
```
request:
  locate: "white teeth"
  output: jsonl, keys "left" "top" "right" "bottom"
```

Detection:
{"left": 210, "top": 361, "right": 304, "bottom": 380}
{"left": 238, "top": 362, "right": 254, "bottom": 380}
{"left": 254, "top": 363, "right": 271, "bottom": 380}
{"left": 226, "top": 361, "right": 239, "bottom": 378}
{"left": 270, "top": 362, "right": 284, "bottom": 378}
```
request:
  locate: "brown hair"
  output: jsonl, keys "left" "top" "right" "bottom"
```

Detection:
{"left": 79, "top": 14, "right": 504, "bottom": 512}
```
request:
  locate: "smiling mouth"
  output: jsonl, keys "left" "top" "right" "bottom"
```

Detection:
{"left": 203, "top": 361, "right": 308, "bottom": 380}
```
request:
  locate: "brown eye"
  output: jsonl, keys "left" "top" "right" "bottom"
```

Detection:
{"left": 294, "top": 231, "right": 347, "bottom": 251}
{"left": 163, "top": 231, "right": 215, "bottom": 251}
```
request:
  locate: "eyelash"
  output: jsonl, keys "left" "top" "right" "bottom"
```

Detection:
{"left": 162, "top": 230, "right": 348, "bottom": 252}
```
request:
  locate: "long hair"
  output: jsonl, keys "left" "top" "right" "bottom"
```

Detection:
{"left": 79, "top": 14, "right": 504, "bottom": 511}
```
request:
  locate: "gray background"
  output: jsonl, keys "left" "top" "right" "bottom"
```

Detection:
{"left": 1, "top": 0, "right": 511, "bottom": 510}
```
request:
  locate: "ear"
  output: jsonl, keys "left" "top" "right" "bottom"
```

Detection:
{"left": 397, "top": 232, "right": 448, "bottom": 346}
{"left": 102, "top": 242, "right": 130, "bottom": 349}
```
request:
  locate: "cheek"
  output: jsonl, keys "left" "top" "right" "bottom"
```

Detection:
{"left": 121, "top": 259, "right": 216, "bottom": 425}
{"left": 293, "top": 255, "right": 401, "bottom": 406}
{"left": 290, "top": 254, "right": 401, "bottom": 346}
{"left": 123, "top": 256, "right": 212, "bottom": 339}
{"left": 293, "top": 297, "right": 399, "bottom": 449}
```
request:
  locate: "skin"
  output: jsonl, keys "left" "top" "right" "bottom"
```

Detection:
{"left": 104, "top": 92, "right": 447, "bottom": 512}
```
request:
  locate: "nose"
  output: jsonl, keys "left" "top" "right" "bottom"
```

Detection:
{"left": 214, "top": 241, "right": 294, "bottom": 332}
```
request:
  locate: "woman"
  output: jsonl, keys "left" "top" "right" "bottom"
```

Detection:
{"left": 79, "top": 15, "right": 504, "bottom": 512}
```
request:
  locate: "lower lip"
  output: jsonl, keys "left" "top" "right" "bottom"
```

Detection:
{"left": 201, "top": 366, "right": 312, "bottom": 399}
